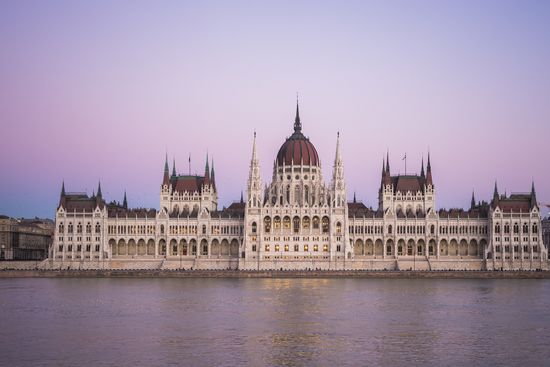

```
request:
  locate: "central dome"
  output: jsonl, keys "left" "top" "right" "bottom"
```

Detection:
{"left": 276, "top": 103, "right": 320, "bottom": 167}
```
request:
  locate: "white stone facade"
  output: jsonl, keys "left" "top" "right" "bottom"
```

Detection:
{"left": 50, "top": 104, "right": 548, "bottom": 270}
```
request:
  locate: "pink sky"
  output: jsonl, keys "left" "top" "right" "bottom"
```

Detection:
{"left": 1, "top": 1, "right": 549, "bottom": 218}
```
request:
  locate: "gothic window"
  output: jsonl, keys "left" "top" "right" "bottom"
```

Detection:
{"left": 336, "top": 222, "right": 342, "bottom": 235}
{"left": 523, "top": 223, "right": 529, "bottom": 234}
{"left": 513, "top": 223, "right": 519, "bottom": 234}
{"left": 304, "top": 186, "right": 309, "bottom": 205}
{"left": 265, "top": 244, "right": 270, "bottom": 252}
{"left": 202, "top": 225, "right": 207, "bottom": 235}
{"left": 495, "top": 223, "right": 500, "bottom": 234}
{"left": 388, "top": 225, "right": 393, "bottom": 235}
{"left": 252, "top": 222, "right": 257, "bottom": 234}
{"left": 58, "top": 223, "right": 64, "bottom": 233}
{"left": 77, "top": 223, "right": 82, "bottom": 234}
{"left": 284, "top": 244, "right": 289, "bottom": 252}
{"left": 275, "top": 244, "right": 280, "bottom": 252}
{"left": 160, "top": 225, "right": 165, "bottom": 235}
{"left": 293, "top": 217, "right": 300, "bottom": 233}
{"left": 312, "top": 216, "right": 320, "bottom": 230}
{"left": 533, "top": 224, "right": 538, "bottom": 234}
{"left": 274, "top": 216, "right": 281, "bottom": 230}
{"left": 304, "top": 244, "right": 309, "bottom": 251}
{"left": 323, "top": 244, "right": 328, "bottom": 252}
{"left": 283, "top": 216, "right": 291, "bottom": 230}
{"left": 313, "top": 244, "right": 319, "bottom": 252}
{"left": 322, "top": 217, "right": 329, "bottom": 234}
{"left": 286, "top": 185, "right": 290, "bottom": 203}
{"left": 86, "top": 223, "right": 92, "bottom": 234}
{"left": 302, "top": 216, "right": 310, "bottom": 230}
{"left": 294, "top": 244, "right": 299, "bottom": 251}
{"left": 504, "top": 224, "right": 510, "bottom": 234}
{"left": 263, "top": 217, "right": 271, "bottom": 233}
{"left": 430, "top": 225, "right": 435, "bottom": 235}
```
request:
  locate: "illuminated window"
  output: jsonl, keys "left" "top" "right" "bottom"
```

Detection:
{"left": 312, "top": 217, "right": 320, "bottom": 230}
{"left": 283, "top": 216, "right": 291, "bottom": 230}
{"left": 284, "top": 244, "right": 289, "bottom": 252}
{"left": 274, "top": 216, "right": 281, "bottom": 230}
{"left": 275, "top": 244, "right": 280, "bottom": 252}
{"left": 304, "top": 245, "right": 309, "bottom": 251}
{"left": 313, "top": 244, "right": 318, "bottom": 252}
{"left": 323, "top": 244, "right": 328, "bottom": 252}
{"left": 264, "top": 217, "right": 271, "bottom": 233}
{"left": 265, "top": 244, "right": 270, "bottom": 252}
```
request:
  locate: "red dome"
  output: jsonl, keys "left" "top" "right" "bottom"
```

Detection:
{"left": 276, "top": 133, "right": 319, "bottom": 166}
{"left": 276, "top": 101, "right": 319, "bottom": 166}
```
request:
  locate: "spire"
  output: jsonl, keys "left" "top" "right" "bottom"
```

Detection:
{"left": 420, "top": 157, "right": 425, "bottom": 177}
{"left": 123, "top": 191, "right": 127, "bottom": 209}
{"left": 204, "top": 153, "right": 210, "bottom": 181}
{"left": 163, "top": 154, "right": 170, "bottom": 186}
{"left": 426, "top": 152, "right": 433, "bottom": 186}
{"left": 251, "top": 131, "right": 258, "bottom": 163}
{"left": 493, "top": 181, "right": 499, "bottom": 202}
{"left": 240, "top": 191, "right": 244, "bottom": 203}
{"left": 334, "top": 131, "right": 341, "bottom": 165}
{"left": 172, "top": 158, "right": 176, "bottom": 178}
{"left": 97, "top": 181, "right": 102, "bottom": 198}
{"left": 471, "top": 190, "right": 476, "bottom": 209}
{"left": 353, "top": 191, "right": 357, "bottom": 203}
{"left": 293, "top": 96, "right": 301, "bottom": 133}
{"left": 61, "top": 181, "right": 66, "bottom": 197}
{"left": 386, "top": 151, "right": 390, "bottom": 173}
{"left": 210, "top": 157, "right": 216, "bottom": 189}
{"left": 531, "top": 180, "right": 537, "bottom": 206}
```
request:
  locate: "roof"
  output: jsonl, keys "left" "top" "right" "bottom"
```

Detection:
{"left": 276, "top": 131, "right": 319, "bottom": 166}
{"left": 347, "top": 202, "right": 383, "bottom": 218}
{"left": 107, "top": 206, "right": 157, "bottom": 218}
{"left": 492, "top": 193, "right": 536, "bottom": 213}
{"left": 61, "top": 194, "right": 104, "bottom": 212}
{"left": 392, "top": 175, "right": 425, "bottom": 193}
{"left": 171, "top": 175, "right": 205, "bottom": 194}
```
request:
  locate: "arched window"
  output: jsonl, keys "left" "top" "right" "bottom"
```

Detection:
{"left": 513, "top": 223, "right": 519, "bottom": 234}
{"left": 294, "top": 186, "right": 301, "bottom": 205}
{"left": 523, "top": 223, "right": 529, "bottom": 234}
{"left": 58, "top": 223, "right": 64, "bottom": 233}
{"left": 293, "top": 217, "right": 300, "bottom": 233}
{"left": 252, "top": 221, "right": 257, "bottom": 234}
{"left": 388, "top": 225, "right": 393, "bottom": 234}
{"left": 304, "top": 186, "right": 309, "bottom": 205}
{"left": 77, "top": 223, "right": 82, "bottom": 234}
{"left": 95, "top": 223, "right": 101, "bottom": 233}
{"left": 286, "top": 185, "right": 290, "bottom": 203}
{"left": 263, "top": 217, "right": 271, "bottom": 233}
{"left": 282, "top": 216, "right": 291, "bottom": 230}
{"left": 202, "top": 225, "right": 207, "bottom": 235}
{"left": 495, "top": 223, "right": 501, "bottom": 234}
{"left": 504, "top": 223, "right": 510, "bottom": 234}
{"left": 533, "top": 224, "right": 538, "bottom": 234}
{"left": 86, "top": 222, "right": 92, "bottom": 234}
{"left": 302, "top": 216, "right": 310, "bottom": 230}
{"left": 322, "top": 217, "right": 329, "bottom": 233}
{"left": 274, "top": 216, "right": 281, "bottom": 230}
{"left": 430, "top": 225, "right": 435, "bottom": 235}
{"left": 160, "top": 225, "right": 165, "bottom": 235}
{"left": 312, "top": 216, "right": 320, "bottom": 230}
{"left": 336, "top": 222, "right": 342, "bottom": 235}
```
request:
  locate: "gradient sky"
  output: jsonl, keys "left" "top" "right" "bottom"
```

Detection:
{"left": 1, "top": 0, "right": 549, "bottom": 219}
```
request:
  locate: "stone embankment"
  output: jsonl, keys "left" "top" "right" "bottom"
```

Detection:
{"left": 1, "top": 269, "right": 549, "bottom": 279}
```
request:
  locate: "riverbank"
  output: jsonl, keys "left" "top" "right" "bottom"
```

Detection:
{"left": 1, "top": 269, "right": 549, "bottom": 279}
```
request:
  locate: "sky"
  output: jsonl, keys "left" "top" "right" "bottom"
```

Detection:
{"left": 1, "top": 0, "right": 549, "bottom": 219}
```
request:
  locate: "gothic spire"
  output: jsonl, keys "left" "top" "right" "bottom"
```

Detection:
{"left": 97, "top": 181, "right": 102, "bottom": 198}
{"left": 211, "top": 157, "right": 216, "bottom": 190}
{"left": 420, "top": 157, "right": 425, "bottom": 177}
{"left": 294, "top": 97, "right": 301, "bottom": 133}
{"left": 386, "top": 151, "right": 390, "bottom": 173}
{"left": 172, "top": 158, "right": 177, "bottom": 178}
{"left": 240, "top": 191, "right": 244, "bottom": 203}
{"left": 163, "top": 154, "right": 170, "bottom": 186}
{"left": 204, "top": 153, "right": 210, "bottom": 181}
{"left": 471, "top": 190, "right": 476, "bottom": 209}
{"left": 61, "top": 181, "right": 66, "bottom": 197}
{"left": 531, "top": 180, "right": 537, "bottom": 206}
{"left": 426, "top": 152, "right": 433, "bottom": 186}
{"left": 493, "top": 181, "right": 499, "bottom": 201}
{"left": 123, "top": 191, "right": 127, "bottom": 209}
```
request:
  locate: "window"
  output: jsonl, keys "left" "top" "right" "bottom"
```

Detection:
{"left": 283, "top": 216, "right": 291, "bottom": 230}
{"left": 264, "top": 217, "right": 271, "bottom": 233}
{"left": 313, "top": 244, "right": 318, "bottom": 252}
{"left": 336, "top": 245, "right": 341, "bottom": 252}
{"left": 202, "top": 225, "right": 207, "bottom": 235}
{"left": 336, "top": 222, "right": 342, "bottom": 235}
{"left": 313, "top": 217, "right": 320, "bottom": 230}
{"left": 293, "top": 217, "right": 300, "bottom": 233}
{"left": 252, "top": 222, "right": 257, "bottom": 234}
{"left": 388, "top": 225, "right": 393, "bottom": 234}
{"left": 265, "top": 245, "right": 270, "bottom": 252}
{"left": 252, "top": 245, "right": 257, "bottom": 252}
{"left": 284, "top": 244, "right": 289, "bottom": 252}
{"left": 303, "top": 217, "right": 310, "bottom": 230}
{"left": 95, "top": 245, "right": 100, "bottom": 252}
{"left": 322, "top": 217, "right": 329, "bottom": 233}
{"left": 294, "top": 244, "right": 299, "bottom": 251}
{"left": 304, "top": 245, "right": 309, "bottom": 251}
{"left": 275, "top": 244, "right": 280, "bottom": 252}
{"left": 323, "top": 244, "right": 328, "bottom": 252}
{"left": 58, "top": 245, "right": 63, "bottom": 252}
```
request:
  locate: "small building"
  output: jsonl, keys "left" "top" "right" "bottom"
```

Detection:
{"left": 0, "top": 216, "right": 54, "bottom": 260}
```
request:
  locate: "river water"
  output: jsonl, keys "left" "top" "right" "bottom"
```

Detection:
{"left": 1, "top": 278, "right": 549, "bottom": 366}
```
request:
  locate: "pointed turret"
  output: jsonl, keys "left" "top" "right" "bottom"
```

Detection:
{"left": 210, "top": 158, "right": 216, "bottom": 191}
{"left": 294, "top": 98, "right": 302, "bottom": 133}
{"left": 386, "top": 151, "right": 390, "bottom": 173}
{"left": 172, "top": 158, "right": 177, "bottom": 178}
{"left": 240, "top": 191, "right": 244, "bottom": 203}
{"left": 471, "top": 190, "right": 476, "bottom": 209}
{"left": 97, "top": 181, "right": 102, "bottom": 198}
{"left": 353, "top": 191, "right": 357, "bottom": 203}
{"left": 531, "top": 181, "right": 538, "bottom": 209}
{"left": 331, "top": 132, "right": 346, "bottom": 207}
{"left": 61, "top": 181, "right": 66, "bottom": 197}
{"left": 204, "top": 153, "right": 210, "bottom": 182}
{"left": 247, "top": 132, "right": 262, "bottom": 208}
{"left": 420, "top": 157, "right": 425, "bottom": 177}
{"left": 123, "top": 191, "right": 128, "bottom": 209}
{"left": 426, "top": 152, "right": 433, "bottom": 186}
{"left": 163, "top": 154, "right": 170, "bottom": 186}
{"left": 58, "top": 181, "right": 67, "bottom": 208}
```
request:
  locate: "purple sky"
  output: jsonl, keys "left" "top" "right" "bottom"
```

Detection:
{"left": 1, "top": 0, "right": 549, "bottom": 219}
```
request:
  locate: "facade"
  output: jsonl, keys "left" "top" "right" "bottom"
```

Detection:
{"left": 50, "top": 103, "right": 548, "bottom": 270}
{"left": 0, "top": 216, "right": 54, "bottom": 260}
{"left": 543, "top": 208, "right": 550, "bottom": 251}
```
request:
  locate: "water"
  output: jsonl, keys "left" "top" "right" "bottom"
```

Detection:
{"left": 1, "top": 278, "right": 549, "bottom": 367}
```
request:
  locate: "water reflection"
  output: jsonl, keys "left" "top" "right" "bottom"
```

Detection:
{"left": 0, "top": 278, "right": 549, "bottom": 366}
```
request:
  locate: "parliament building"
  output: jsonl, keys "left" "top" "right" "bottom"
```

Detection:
{"left": 51, "top": 103, "right": 548, "bottom": 270}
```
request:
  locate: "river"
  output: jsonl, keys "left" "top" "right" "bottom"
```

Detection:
{"left": 1, "top": 278, "right": 549, "bottom": 366}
